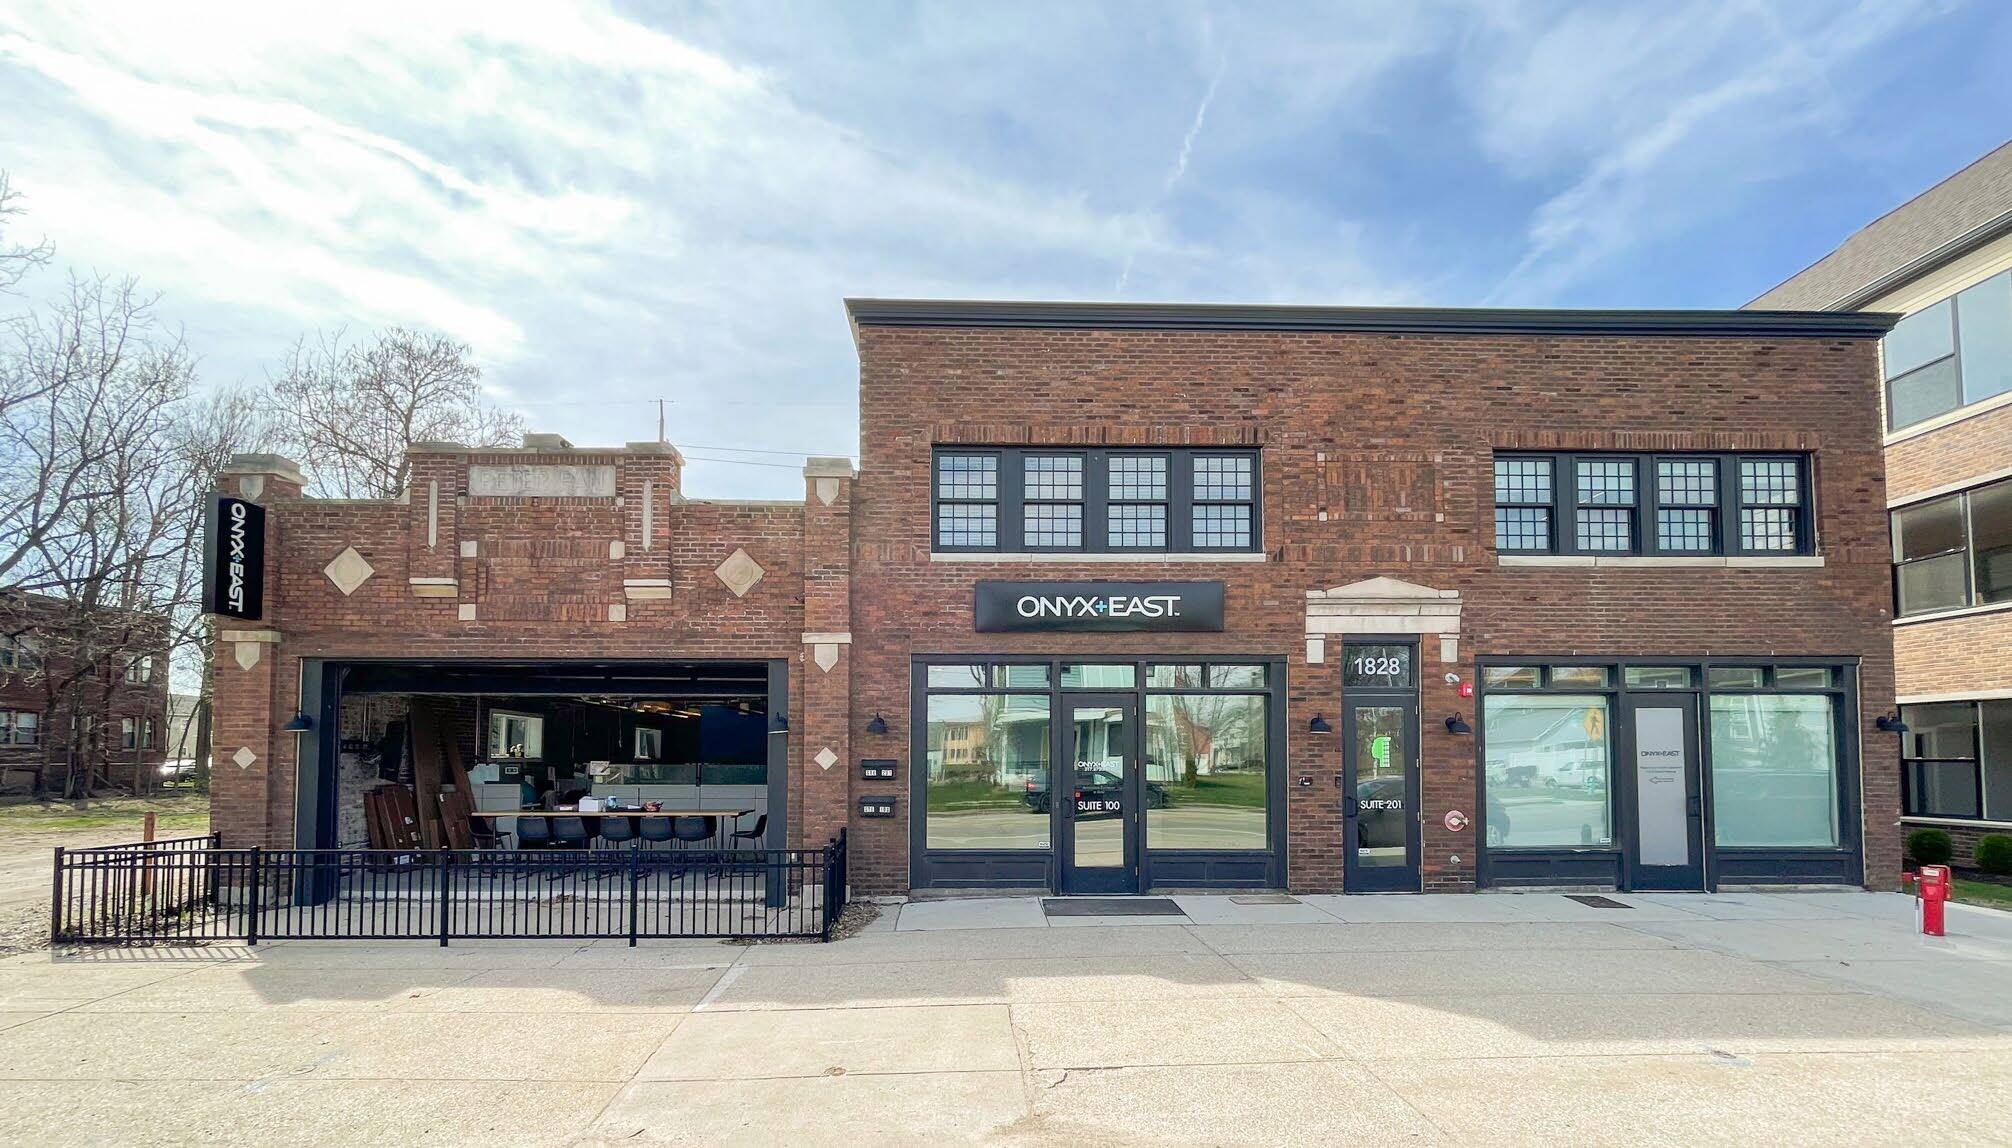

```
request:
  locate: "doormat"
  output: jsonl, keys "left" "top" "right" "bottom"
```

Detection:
{"left": 1565, "top": 894, "right": 1633, "bottom": 909}
{"left": 1230, "top": 894, "right": 1301, "bottom": 905}
{"left": 1042, "top": 897, "right": 1186, "bottom": 917}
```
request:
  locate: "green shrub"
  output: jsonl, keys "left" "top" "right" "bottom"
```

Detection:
{"left": 1906, "top": 828, "right": 1954, "bottom": 867}
{"left": 1976, "top": 834, "right": 2012, "bottom": 876}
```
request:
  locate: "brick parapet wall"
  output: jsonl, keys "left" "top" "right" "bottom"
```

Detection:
{"left": 206, "top": 448, "right": 820, "bottom": 849}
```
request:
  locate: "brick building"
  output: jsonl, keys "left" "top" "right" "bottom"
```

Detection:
{"left": 0, "top": 591, "right": 172, "bottom": 796}
{"left": 211, "top": 299, "right": 1900, "bottom": 897}
{"left": 1751, "top": 139, "right": 2012, "bottom": 866}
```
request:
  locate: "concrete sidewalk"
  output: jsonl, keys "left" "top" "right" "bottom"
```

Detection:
{"left": 2, "top": 891, "right": 2008, "bottom": 1145}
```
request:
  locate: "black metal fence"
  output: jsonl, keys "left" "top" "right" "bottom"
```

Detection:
{"left": 53, "top": 830, "right": 848, "bottom": 946}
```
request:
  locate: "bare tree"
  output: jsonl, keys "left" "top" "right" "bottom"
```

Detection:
{"left": 0, "top": 171, "right": 53, "bottom": 298}
{"left": 266, "top": 327, "right": 521, "bottom": 499}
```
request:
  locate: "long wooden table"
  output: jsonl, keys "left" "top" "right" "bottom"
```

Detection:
{"left": 469, "top": 809, "right": 753, "bottom": 819}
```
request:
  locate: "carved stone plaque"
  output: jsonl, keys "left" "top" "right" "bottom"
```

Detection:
{"left": 468, "top": 464, "right": 616, "bottom": 498}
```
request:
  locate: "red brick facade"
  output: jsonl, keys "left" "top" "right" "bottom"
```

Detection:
{"left": 849, "top": 317, "right": 1899, "bottom": 894}
{"left": 0, "top": 593, "right": 170, "bottom": 795}
{"left": 209, "top": 304, "right": 1901, "bottom": 896}
{"left": 206, "top": 445, "right": 856, "bottom": 853}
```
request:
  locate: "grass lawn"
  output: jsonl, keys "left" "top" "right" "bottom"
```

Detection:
{"left": 0, "top": 791, "right": 210, "bottom": 835}
{"left": 1952, "top": 877, "right": 2012, "bottom": 912}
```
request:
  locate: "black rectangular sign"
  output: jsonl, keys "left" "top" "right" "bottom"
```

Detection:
{"left": 202, "top": 494, "right": 266, "bottom": 620}
{"left": 973, "top": 581, "right": 1225, "bottom": 633}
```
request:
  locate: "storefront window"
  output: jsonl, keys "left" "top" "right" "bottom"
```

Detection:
{"left": 1483, "top": 666, "right": 1541, "bottom": 689}
{"left": 924, "top": 694, "right": 1051, "bottom": 849}
{"left": 1481, "top": 694, "right": 1612, "bottom": 848}
{"left": 1549, "top": 666, "right": 1609, "bottom": 688}
{"left": 1706, "top": 666, "right": 1764, "bottom": 690}
{"left": 1061, "top": 663, "right": 1136, "bottom": 688}
{"left": 1147, "top": 664, "right": 1203, "bottom": 688}
{"left": 1624, "top": 666, "right": 1691, "bottom": 689}
{"left": 1709, "top": 694, "right": 1838, "bottom": 847}
{"left": 1144, "top": 694, "right": 1267, "bottom": 849}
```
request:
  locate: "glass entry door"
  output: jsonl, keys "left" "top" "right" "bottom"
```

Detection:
{"left": 1343, "top": 698, "right": 1420, "bottom": 892}
{"left": 1061, "top": 695, "right": 1141, "bottom": 893}
{"left": 1624, "top": 695, "right": 1705, "bottom": 890}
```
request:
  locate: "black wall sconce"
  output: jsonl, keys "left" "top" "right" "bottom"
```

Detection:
{"left": 1875, "top": 713, "right": 1908, "bottom": 734}
{"left": 283, "top": 712, "right": 315, "bottom": 733}
{"left": 1444, "top": 713, "right": 1473, "bottom": 735}
{"left": 770, "top": 713, "right": 789, "bottom": 732}
{"left": 859, "top": 795, "right": 898, "bottom": 818}
{"left": 1308, "top": 713, "right": 1333, "bottom": 733}
{"left": 866, "top": 712, "right": 889, "bottom": 735}
{"left": 861, "top": 759, "right": 897, "bottom": 781}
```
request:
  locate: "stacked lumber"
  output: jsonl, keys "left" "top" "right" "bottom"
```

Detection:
{"left": 408, "top": 700, "right": 478, "bottom": 851}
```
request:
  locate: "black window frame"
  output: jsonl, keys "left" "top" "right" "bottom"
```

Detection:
{"left": 1492, "top": 451, "right": 1813, "bottom": 558}
{"left": 1897, "top": 700, "right": 2007, "bottom": 822}
{"left": 1492, "top": 457, "right": 1555, "bottom": 553}
{"left": 1891, "top": 475, "right": 2012, "bottom": 619}
{"left": 932, "top": 452, "right": 1002, "bottom": 550}
{"left": 932, "top": 447, "right": 1262, "bottom": 554}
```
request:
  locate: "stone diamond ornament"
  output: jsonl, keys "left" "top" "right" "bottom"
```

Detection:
{"left": 323, "top": 547, "right": 375, "bottom": 596}
{"left": 232, "top": 746, "right": 257, "bottom": 770}
{"left": 714, "top": 548, "right": 765, "bottom": 598}
{"left": 814, "top": 747, "right": 838, "bottom": 771}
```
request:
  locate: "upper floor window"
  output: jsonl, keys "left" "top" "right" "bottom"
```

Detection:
{"left": 1493, "top": 453, "right": 1811, "bottom": 557}
{"left": 0, "top": 710, "right": 38, "bottom": 746}
{"left": 124, "top": 656, "right": 156, "bottom": 684}
{"left": 1892, "top": 475, "right": 2012, "bottom": 617}
{"left": 0, "top": 638, "right": 39, "bottom": 674}
{"left": 1884, "top": 269, "right": 2012, "bottom": 432}
{"left": 120, "top": 716, "right": 138, "bottom": 749}
{"left": 932, "top": 448, "right": 1260, "bottom": 553}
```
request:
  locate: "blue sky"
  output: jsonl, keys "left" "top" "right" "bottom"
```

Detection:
{"left": 2, "top": 0, "right": 2008, "bottom": 498}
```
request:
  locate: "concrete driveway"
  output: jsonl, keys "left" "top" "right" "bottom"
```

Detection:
{"left": 2, "top": 891, "right": 2008, "bottom": 1145}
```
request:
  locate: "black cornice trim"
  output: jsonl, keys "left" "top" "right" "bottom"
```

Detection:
{"left": 845, "top": 298, "right": 1900, "bottom": 338}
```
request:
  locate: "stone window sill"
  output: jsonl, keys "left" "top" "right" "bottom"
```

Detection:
{"left": 929, "top": 551, "right": 1267, "bottom": 564}
{"left": 1497, "top": 555, "right": 1825, "bottom": 569}
{"left": 1892, "top": 599, "right": 2012, "bottom": 627}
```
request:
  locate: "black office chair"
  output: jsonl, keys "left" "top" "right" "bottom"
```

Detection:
{"left": 547, "top": 816, "right": 591, "bottom": 882}
{"left": 514, "top": 816, "right": 552, "bottom": 849}
{"left": 730, "top": 813, "right": 767, "bottom": 843}
{"left": 670, "top": 815, "right": 715, "bottom": 880}
{"left": 508, "top": 816, "right": 550, "bottom": 882}
{"left": 638, "top": 816, "right": 674, "bottom": 850}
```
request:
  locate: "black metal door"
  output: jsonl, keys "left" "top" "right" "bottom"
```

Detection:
{"left": 1343, "top": 697, "right": 1420, "bottom": 892}
{"left": 1624, "top": 695, "right": 1706, "bottom": 891}
{"left": 1059, "top": 694, "right": 1142, "bottom": 894}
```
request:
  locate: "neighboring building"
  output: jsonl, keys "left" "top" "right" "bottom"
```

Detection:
{"left": 1750, "top": 139, "right": 2012, "bottom": 865}
{"left": 0, "top": 592, "right": 172, "bottom": 796}
{"left": 211, "top": 300, "right": 1900, "bottom": 895}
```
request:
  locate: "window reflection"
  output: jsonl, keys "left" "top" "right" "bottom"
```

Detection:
{"left": 1144, "top": 694, "right": 1267, "bottom": 849}
{"left": 1481, "top": 695, "right": 1612, "bottom": 848}
{"left": 924, "top": 694, "right": 1051, "bottom": 849}
{"left": 1708, "top": 694, "right": 1838, "bottom": 847}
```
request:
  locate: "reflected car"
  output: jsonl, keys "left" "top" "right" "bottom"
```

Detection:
{"left": 1022, "top": 769, "right": 1167, "bottom": 814}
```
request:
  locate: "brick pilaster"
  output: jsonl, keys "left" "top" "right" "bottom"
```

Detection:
{"left": 800, "top": 457, "right": 855, "bottom": 848}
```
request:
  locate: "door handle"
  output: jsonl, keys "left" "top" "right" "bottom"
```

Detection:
{"left": 1687, "top": 796, "right": 1701, "bottom": 817}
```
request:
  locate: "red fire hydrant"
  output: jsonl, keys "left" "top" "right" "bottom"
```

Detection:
{"left": 1916, "top": 864, "right": 1950, "bottom": 937}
